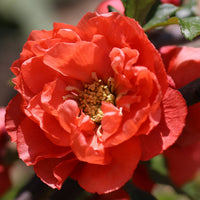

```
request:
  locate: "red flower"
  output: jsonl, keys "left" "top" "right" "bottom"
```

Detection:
{"left": 6, "top": 13, "right": 187, "bottom": 194}
{"left": 96, "top": 0, "right": 124, "bottom": 14}
{"left": 160, "top": 45, "right": 200, "bottom": 186}
{"left": 0, "top": 108, "right": 11, "bottom": 196}
{"left": 160, "top": 0, "right": 181, "bottom": 6}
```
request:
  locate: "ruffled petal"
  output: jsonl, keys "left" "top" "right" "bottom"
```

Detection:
{"left": 70, "top": 125, "right": 111, "bottom": 165}
{"left": 140, "top": 87, "right": 187, "bottom": 161}
{"left": 43, "top": 41, "right": 109, "bottom": 82}
{"left": 26, "top": 93, "right": 71, "bottom": 146}
{"left": 101, "top": 102, "right": 123, "bottom": 141}
{"left": 27, "top": 29, "right": 53, "bottom": 41}
{"left": 34, "top": 154, "right": 79, "bottom": 190}
{"left": 74, "top": 137, "right": 141, "bottom": 194}
{"left": 17, "top": 117, "right": 70, "bottom": 165}
{"left": 5, "top": 94, "right": 25, "bottom": 142}
{"left": 57, "top": 99, "right": 80, "bottom": 133}
{"left": 21, "top": 57, "right": 56, "bottom": 94}
{"left": 78, "top": 12, "right": 168, "bottom": 93}
{"left": 41, "top": 78, "right": 82, "bottom": 116}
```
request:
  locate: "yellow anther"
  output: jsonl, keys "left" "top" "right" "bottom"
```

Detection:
{"left": 78, "top": 79, "right": 115, "bottom": 123}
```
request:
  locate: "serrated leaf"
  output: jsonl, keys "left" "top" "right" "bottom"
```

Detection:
{"left": 179, "top": 16, "right": 200, "bottom": 40}
{"left": 121, "top": 0, "right": 156, "bottom": 25}
{"left": 143, "top": 4, "right": 179, "bottom": 31}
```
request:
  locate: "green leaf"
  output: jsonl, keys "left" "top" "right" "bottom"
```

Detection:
{"left": 108, "top": 5, "right": 120, "bottom": 13}
{"left": 179, "top": 16, "right": 200, "bottom": 40}
{"left": 176, "top": 0, "right": 197, "bottom": 18}
{"left": 143, "top": 4, "right": 179, "bottom": 31}
{"left": 121, "top": 0, "right": 156, "bottom": 25}
{"left": 182, "top": 174, "right": 200, "bottom": 200}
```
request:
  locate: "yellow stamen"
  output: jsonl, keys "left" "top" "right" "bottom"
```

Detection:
{"left": 78, "top": 79, "right": 115, "bottom": 123}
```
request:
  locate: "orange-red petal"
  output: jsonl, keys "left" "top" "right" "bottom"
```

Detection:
{"left": 74, "top": 137, "right": 141, "bottom": 194}
{"left": 140, "top": 87, "right": 187, "bottom": 160}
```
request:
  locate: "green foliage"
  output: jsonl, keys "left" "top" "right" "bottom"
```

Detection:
{"left": 141, "top": 0, "right": 200, "bottom": 41}
{"left": 143, "top": 4, "right": 179, "bottom": 31}
{"left": 150, "top": 155, "right": 168, "bottom": 176}
{"left": 182, "top": 174, "right": 200, "bottom": 200}
{"left": 108, "top": 5, "right": 120, "bottom": 13}
{"left": 179, "top": 17, "right": 200, "bottom": 40}
{"left": 121, "top": 0, "right": 156, "bottom": 25}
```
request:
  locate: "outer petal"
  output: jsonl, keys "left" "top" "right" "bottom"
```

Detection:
{"left": 21, "top": 57, "right": 56, "bottom": 94}
{"left": 27, "top": 29, "right": 53, "bottom": 41}
{"left": 34, "top": 156, "right": 79, "bottom": 189}
{"left": 5, "top": 94, "right": 25, "bottom": 142}
{"left": 17, "top": 117, "right": 70, "bottom": 165}
{"left": 72, "top": 137, "right": 141, "bottom": 194}
{"left": 139, "top": 87, "right": 187, "bottom": 160}
{"left": 26, "top": 93, "right": 70, "bottom": 146}
{"left": 164, "top": 141, "right": 200, "bottom": 186}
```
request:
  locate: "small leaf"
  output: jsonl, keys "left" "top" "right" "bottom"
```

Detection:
{"left": 179, "top": 16, "right": 200, "bottom": 40}
{"left": 143, "top": 4, "right": 178, "bottom": 31}
{"left": 143, "top": 4, "right": 179, "bottom": 31}
{"left": 107, "top": 5, "right": 119, "bottom": 13}
{"left": 121, "top": 0, "right": 156, "bottom": 25}
{"left": 144, "top": 17, "right": 179, "bottom": 31}
{"left": 176, "top": 0, "right": 196, "bottom": 18}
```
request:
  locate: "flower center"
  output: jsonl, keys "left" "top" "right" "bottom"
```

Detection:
{"left": 78, "top": 79, "right": 115, "bottom": 123}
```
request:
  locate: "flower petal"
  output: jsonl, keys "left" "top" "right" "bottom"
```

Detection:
{"left": 140, "top": 87, "right": 187, "bottom": 160}
{"left": 101, "top": 102, "right": 123, "bottom": 141}
{"left": 17, "top": 117, "right": 70, "bottom": 165}
{"left": 34, "top": 154, "right": 79, "bottom": 190}
{"left": 43, "top": 41, "right": 109, "bottom": 82}
{"left": 57, "top": 99, "right": 80, "bottom": 133}
{"left": 70, "top": 126, "right": 111, "bottom": 165}
{"left": 73, "top": 137, "right": 141, "bottom": 194}
{"left": 26, "top": 93, "right": 71, "bottom": 146}
{"left": 21, "top": 57, "right": 56, "bottom": 94}
{"left": 5, "top": 94, "right": 25, "bottom": 142}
